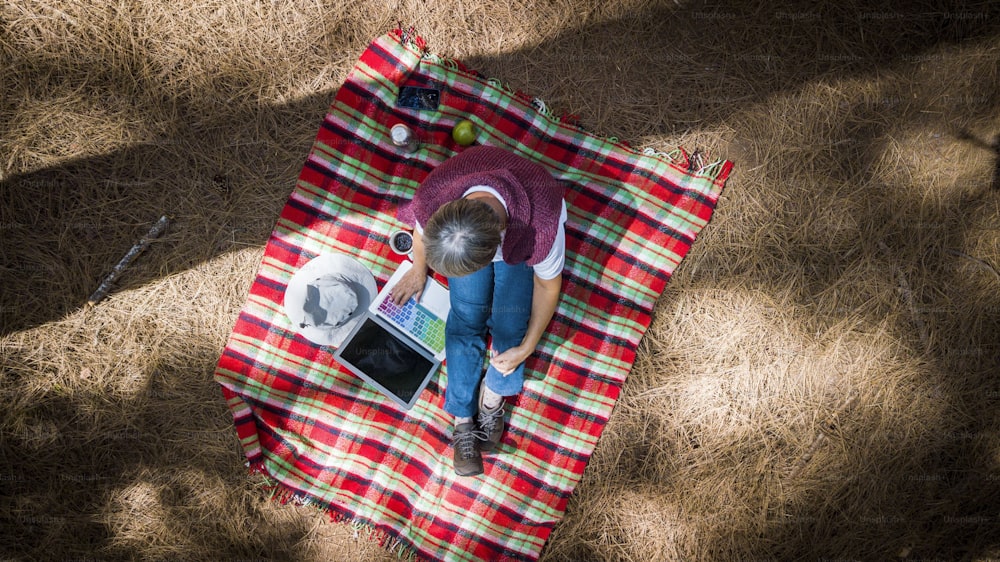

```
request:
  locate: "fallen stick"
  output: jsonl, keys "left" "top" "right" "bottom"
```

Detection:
{"left": 87, "top": 215, "right": 171, "bottom": 307}
{"left": 788, "top": 389, "right": 858, "bottom": 480}
{"left": 877, "top": 240, "right": 930, "bottom": 353}
{"left": 946, "top": 248, "right": 1000, "bottom": 284}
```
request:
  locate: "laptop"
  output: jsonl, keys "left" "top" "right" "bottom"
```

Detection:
{"left": 333, "top": 260, "right": 450, "bottom": 409}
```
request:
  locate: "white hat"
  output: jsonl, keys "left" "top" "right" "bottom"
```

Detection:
{"left": 283, "top": 253, "right": 376, "bottom": 347}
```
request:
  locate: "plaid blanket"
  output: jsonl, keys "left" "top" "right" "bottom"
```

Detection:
{"left": 214, "top": 28, "right": 731, "bottom": 562}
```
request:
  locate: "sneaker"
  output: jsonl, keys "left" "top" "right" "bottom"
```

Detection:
{"left": 452, "top": 422, "right": 484, "bottom": 476}
{"left": 477, "top": 385, "right": 505, "bottom": 453}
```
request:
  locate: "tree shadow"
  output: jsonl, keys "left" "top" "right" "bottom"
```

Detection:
{"left": 0, "top": 87, "right": 333, "bottom": 336}
{"left": 801, "top": 98, "right": 990, "bottom": 562}
{"left": 3, "top": 1, "right": 997, "bottom": 336}
{"left": 957, "top": 129, "right": 1000, "bottom": 191}
{"left": 749, "top": 147, "right": 1000, "bottom": 560}
{"left": 0, "top": 345, "right": 320, "bottom": 560}
{"left": 462, "top": 1, "right": 1000, "bottom": 139}
{"left": 457, "top": 2, "right": 999, "bottom": 561}
{"left": 4, "top": 1, "right": 1000, "bottom": 560}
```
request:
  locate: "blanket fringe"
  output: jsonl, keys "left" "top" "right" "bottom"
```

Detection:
{"left": 391, "top": 24, "right": 732, "bottom": 182}
{"left": 243, "top": 459, "right": 427, "bottom": 562}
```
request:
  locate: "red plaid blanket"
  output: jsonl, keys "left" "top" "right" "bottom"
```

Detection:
{"left": 215, "top": 29, "right": 731, "bottom": 561}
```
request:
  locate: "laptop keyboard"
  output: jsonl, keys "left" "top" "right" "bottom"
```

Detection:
{"left": 377, "top": 297, "right": 446, "bottom": 355}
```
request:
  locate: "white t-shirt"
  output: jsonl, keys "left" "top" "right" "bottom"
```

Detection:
{"left": 413, "top": 185, "right": 567, "bottom": 280}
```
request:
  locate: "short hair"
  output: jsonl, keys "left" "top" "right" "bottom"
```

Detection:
{"left": 423, "top": 198, "right": 502, "bottom": 277}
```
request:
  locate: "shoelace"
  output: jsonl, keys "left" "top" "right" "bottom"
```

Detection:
{"left": 477, "top": 405, "right": 504, "bottom": 435}
{"left": 454, "top": 427, "right": 487, "bottom": 459}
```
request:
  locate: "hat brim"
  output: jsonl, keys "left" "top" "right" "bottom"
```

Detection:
{"left": 283, "top": 253, "right": 377, "bottom": 347}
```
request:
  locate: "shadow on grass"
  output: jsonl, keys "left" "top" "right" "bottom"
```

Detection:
{"left": 3, "top": 0, "right": 1000, "bottom": 560}
{"left": 458, "top": 1, "right": 1000, "bottom": 560}
{"left": 2, "top": 0, "right": 997, "bottom": 336}
{"left": 755, "top": 62, "right": 1000, "bottom": 558}
{"left": 0, "top": 88, "right": 333, "bottom": 337}
{"left": 957, "top": 129, "right": 1000, "bottom": 191}
{"left": 462, "top": 1, "right": 1000, "bottom": 139}
{"left": 0, "top": 345, "right": 317, "bottom": 560}
{"left": 744, "top": 169, "right": 1000, "bottom": 560}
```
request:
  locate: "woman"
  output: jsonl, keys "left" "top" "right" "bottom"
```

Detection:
{"left": 391, "top": 145, "right": 567, "bottom": 477}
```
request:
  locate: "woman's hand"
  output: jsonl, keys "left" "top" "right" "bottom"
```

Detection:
{"left": 490, "top": 345, "right": 533, "bottom": 376}
{"left": 390, "top": 267, "right": 427, "bottom": 305}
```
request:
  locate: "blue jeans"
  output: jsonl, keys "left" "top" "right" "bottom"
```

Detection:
{"left": 443, "top": 261, "right": 534, "bottom": 418}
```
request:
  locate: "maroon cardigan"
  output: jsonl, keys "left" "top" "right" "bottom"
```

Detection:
{"left": 396, "top": 146, "right": 565, "bottom": 266}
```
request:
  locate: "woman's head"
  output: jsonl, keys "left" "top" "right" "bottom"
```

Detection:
{"left": 423, "top": 198, "right": 502, "bottom": 277}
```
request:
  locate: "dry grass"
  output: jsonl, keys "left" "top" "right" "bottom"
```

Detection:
{"left": 2, "top": 0, "right": 1000, "bottom": 560}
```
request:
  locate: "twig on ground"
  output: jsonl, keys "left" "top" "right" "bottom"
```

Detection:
{"left": 86, "top": 215, "right": 171, "bottom": 306}
{"left": 788, "top": 389, "right": 858, "bottom": 480}
{"left": 946, "top": 248, "right": 1000, "bottom": 284}
{"left": 877, "top": 241, "right": 930, "bottom": 353}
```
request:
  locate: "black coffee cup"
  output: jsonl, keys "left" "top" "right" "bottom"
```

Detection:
{"left": 389, "top": 230, "right": 413, "bottom": 255}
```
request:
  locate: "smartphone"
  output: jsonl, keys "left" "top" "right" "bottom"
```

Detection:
{"left": 396, "top": 86, "right": 440, "bottom": 111}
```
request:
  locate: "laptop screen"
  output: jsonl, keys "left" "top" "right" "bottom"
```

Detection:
{"left": 335, "top": 317, "right": 437, "bottom": 406}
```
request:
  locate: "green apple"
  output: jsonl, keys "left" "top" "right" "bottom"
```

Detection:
{"left": 452, "top": 119, "right": 477, "bottom": 146}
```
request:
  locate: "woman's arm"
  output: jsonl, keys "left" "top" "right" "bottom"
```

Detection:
{"left": 490, "top": 273, "right": 562, "bottom": 375}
